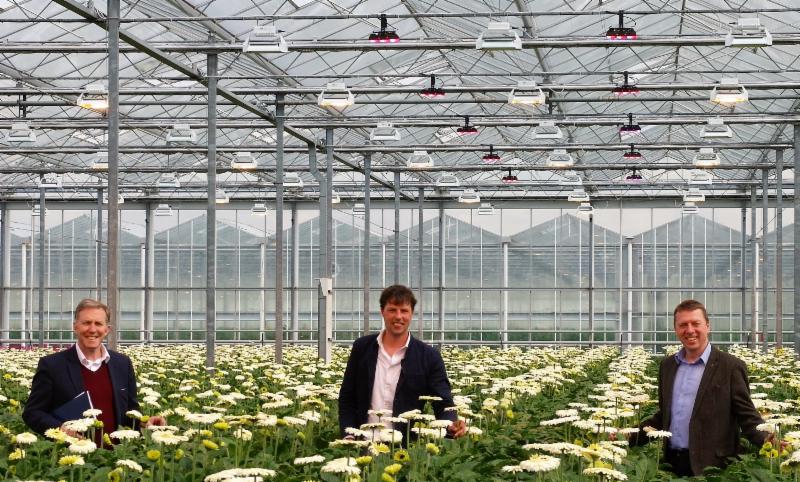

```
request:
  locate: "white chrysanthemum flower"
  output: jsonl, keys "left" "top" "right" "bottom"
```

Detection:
{"left": 757, "top": 422, "right": 777, "bottom": 433}
{"left": 116, "top": 459, "right": 144, "bottom": 472}
{"left": 520, "top": 454, "right": 561, "bottom": 473}
{"left": 151, "top": 431, "right": 189, "bottom": 446}
{"left": 256, "top": 414, "right": 277, "bottom": 427}
{"left": 523, "top": 442, "right": 584, "bottom": 456}
{"left": 234, "top": 428, "right": 252, "bottom": 441}
{"left": 14, "top": 432, "right": 37, "bottom": 445}
{"left": 501, "top": 465, "right": 524, "bottom": 473}
{"left": 379, "top": 429, "right": 403, "bottom": 444}
{"left": 467, "top": 426, "right": 483, "bottom": 436}
{"left": 645, "top": 429, "right": 672, "bottom": 439}
{"left": 126, "top": 409, "right": 144, "bottom": 419}
{"left": 204, "top": 468, "right": 276, "bottom": 481}
{"left": 541, "top": 415, "right": 580, "bottom": 426}
{"left": 110, "top": 429, "right": 141, "bottom": 441}
{"left": 344, "top": 427, "right": 369, "bottom": 438}
{"left": 419, "top": 395, "right": 443, "bottom": 401}
{"left": 583, "top": 467, "right": 628, "bottom": 480}
{"left": 367, "top": 409, "right": 391, "bottom": 417}
{"left": 185, "top": 413, "right": 223, "bottom": 424}
{"left": 68, "top": 439, "right": 97, "bottom": 454}
{"left": 62, "top": 418, "right": 93, "bottom": 433}
{"left": 383, "top": 416, "right": 409, "bottom": 424}
{"left": 321, "top": 457, "right": 360, "bottom": 475}
{"left": 329, "top": 439, "right": 369, "bottom": 448}
{"left": 293, "top": 455, "right": 326, "bottom": 465}
{"left": 282, "top": 416, "right": 307, "bottom": 427}
{"left": 359, "top": 422, "right": 386, "bottom": 430}
{"left": 82, "top": 408, "right": 102, "bottom": 418}
{"left": 429, "top": 420, "right": 452, "bottom": 429}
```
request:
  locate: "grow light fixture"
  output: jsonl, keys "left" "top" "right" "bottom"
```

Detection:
{"left": 701, "top": 117, "right": 733, "bottom": 138}
{"left": 38, "top": 173, "right": 61, "bottom": 189}
{"left": 231, "top": 151, "right": 258, "bottom": 170}
{"left": 369, "top": 122, "right": 401, "bottom": 142}
{"left": 318, "top": 82, "right": 354, "bottom": 108}
{"left": 693, "top": 147, "right": 720, "bottom": 168}
{"left": 612, "top": 72, "right": 639, "bottom": 96}
{"left": 102, "top": 193, "right": 124, "bottom": 204}
{"left": 622, "top": 144, "right": 643, "bottom": 160}
{"left": 242, "top": 25, "right": 288, "bottom": 53}
{"left": 625, "top": 169, "right": 644, "bottom": 183}
{"left": 501, "top": 170, "right": 518, "bottom": 183}
{"left": 5, "top": 122, "right": 36, "bottom": 143}
{"left": 456, "top": 116, "right": 479, "bottom": 136}
{"left": 369, "top": 14, "right": 400, "bottom": 43}
{"left": 477, "top": 202, "right": 495, "bottom": 215}
{"left": 561, "top": 173, "right": 582, "bottom": 186}
{"left": 682, "top": 201, "right": 699, "bottom": 215}
{"left": 91, "top": 151, "right": 109, "bottom": 170}
{"left": 683, "top": 188, "right": 705, "bottom": 203}
{"left": 166, "top": 123, "right": 197, "bottom": 144}
{"left": 710, "top": 77, "right": 748, "bottom": 105}
{"left": 31, "top": 204, "right": 46, "bottom": 216}
{"left": 606, "top": 10, "right": 637, "bottom": 40}
{"left": 154, "top": 203, "right": 173, "bottom": 216}
{"left": 215, "top": 189, "right": 229, "bottom": 204}
{"left": 158, "top": 173, "right": 180, "bottom": 189}
{"left": 547, "top": 149, "right": 574, "bottom": 168}
{"left": 568, "top": 189, "right": 590, "bottom": 203}
{"left": 458, "top": 188, "right": 481, "bottom": 204}
{"left": 508, "top": 80, "right": 546, "bottom": 106}
{"left": 436, "top": 174, "right": 460, "bottom": 188}
{"left": 283, "top": 172, "right": 304, "bottom": 188}
{"left": 534, "top": 120, "right": 563, "bottom": 140}
{"left": 689, "top": 171, "right": 714, "bottom": 185}
{"left": 619, "top": 113, "right": 642, "bottom": 140}
{"left": 476, "top": 21, "right": 522, "bottom": 50}
{"left": 577, "top": 202, "right": 593, "bottom": 214}
{"left": 352, "top": 202, "right": 366, "bottom": 216}
{"left": 725, "top": 17, "right": 772, "bottom": 47}
{"left": 482, "top": 145, "right": 501, "bottom": 163}
{"left": 76, "top": 84, "right": 109, "bottom": 110}
{"left": 407, "top": 150, "right": 434, "bottom": 169}
{"left": 251, "top": 202, "right": 268, "bottom": 215}
{"left": 420, "top": 75, "right": 445, "bottom": 99}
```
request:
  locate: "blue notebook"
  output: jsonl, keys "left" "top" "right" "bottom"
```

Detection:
{"left": 52, "top": 391, "right": 93, "bottom": 422}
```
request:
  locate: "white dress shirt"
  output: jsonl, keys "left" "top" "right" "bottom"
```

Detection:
{"left": 368, "top": 330, "right": 411, "bottom": 429}
{"left": 75, "top": 343, "right": 110, "bottom": 372}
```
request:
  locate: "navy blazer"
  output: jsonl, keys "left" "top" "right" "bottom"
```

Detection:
{"left": 338, "top": 333, "right": 457, "bottom": 437}
{"left": 22, "top": 346, "right": 140, "bottom": 435}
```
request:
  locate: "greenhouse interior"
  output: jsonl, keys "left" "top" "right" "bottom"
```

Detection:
{"left": 1, "top": 1, "right": 800, "bottom": 481}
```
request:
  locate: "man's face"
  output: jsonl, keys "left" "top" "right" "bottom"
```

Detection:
{"left": 73, "top": 307, "right": 110, "bottom": 353}
{"left": 674, "top": 308, "right": 710, "bottom": 354}
{"left": 380, "top": 300, "right": 413, "bottom": 338}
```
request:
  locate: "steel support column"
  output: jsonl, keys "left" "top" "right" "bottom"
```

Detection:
{"left": 275, "top": 94, "right": 285, "bottom": 364}
{"left": 437, "top": 205, "right": 444, "bottom": 346}
{"left": 363, "top": 155, "right": 371, "bottom": 336}
{"left": 741, "top": 205, "right": 748, "bottom": 344}
{"left": 144, "top": 203, "right": 154, "bottom": 343}
{"left": 762, "top": 169, "right": 769, "bottom": 350}
{"left": 417, "top": 187, "right": 423, "bottom": 340}
{"left": 0, "top": 204, "right": 7, "bottom": 345}
{"left": 588, "top": 212, "right": 594, "bottom": 347}
{"left": 394, "top": 171, "right": 400, "bottom": 284}
{"left": 751, "top": 186, "right": 758, "bottom": 349}
{"left": 794, "top": 125, "right": 800, "bottom": 354}
{"left": 501, "top": 239, "right": 509, "bottom": 347}
{"left": 107, "top": 0, "right": 120, "bottom": 348}
{"left": 291, "top": 202, "right": 299, "bottom": 342}
{"left": 37, "top": 186, "right": 44, "bottom": 347}
{"left": 96, "top": 188, "right": 103, "bottom": 300}
{"left": 205, "top": 52, "right": 218, "bottom": 369}
{"left": 776, "top": 150, "right": 784, "bottom": 348}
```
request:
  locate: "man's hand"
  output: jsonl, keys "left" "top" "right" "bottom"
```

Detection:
{"left": 144, "top": 416, "right": 166, "bottom": 428}
{"left": 59, "top": 423, "right": 84, "bottom": 440}
{"left": 446, "top": 419, "right": 467, "bottom": 439}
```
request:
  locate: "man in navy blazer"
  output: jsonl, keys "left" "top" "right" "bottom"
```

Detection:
{"left": 22, "top": 299, "right": 163, "bottom": 437}
{"left": 338, "top": 285, "right": 466, "bottom": 440}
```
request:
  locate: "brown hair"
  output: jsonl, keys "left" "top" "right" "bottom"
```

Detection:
{"left": 673, "top": 299, "right": 709, "bottom": 325}
{"left": 379, "top": 285, "right": 417, "bottom": 310}
{"left": 74, "top": 298, "right": 111, "bottom": 325}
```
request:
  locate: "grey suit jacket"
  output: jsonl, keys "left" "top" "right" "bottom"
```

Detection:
{"left": 635, "top": 346, "right": 766, "bottom": 476}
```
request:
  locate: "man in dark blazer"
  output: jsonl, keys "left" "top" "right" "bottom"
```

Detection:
{"left": 338, "top": 285, "right": 466, "bottom": 441}
{"left": 634, "top": 299, "right": 767, "bottom": 477}
{"left": 22, "top": 299, "right": 164, "bottom": 437}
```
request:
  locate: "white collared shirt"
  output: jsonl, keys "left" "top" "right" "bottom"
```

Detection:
{"left": 368, "top": 330, "right": 411, "bottom": 429}
{"left": 75, "top": 343, "right": 110, "bottom": 372}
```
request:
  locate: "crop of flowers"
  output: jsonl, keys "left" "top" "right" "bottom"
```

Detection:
{"left": 0, "top": 343, "right": 798, "bottom": 481}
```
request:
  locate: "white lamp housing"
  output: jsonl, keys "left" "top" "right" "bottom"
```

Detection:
{"left": 701, "top": 117, "right": 733, "bottom": 139}
{"left": 561, "top": 173, "right": 583, "bottom": 186}
{"left": 693, "top": 147, "right": 721, "bottom": 168}
{"left": 231, "top": 151, "right": 258, "bottom": 170}
{"left": 407, "top": 150, "right": 433, "bottom": 169}
{"left": 458, "top": 188, "right": 481, "bottom": 204}
{"left": 683, "top": 188, "right": 705, "bottom": 203}
{"left": 567, "top": 189, "right": 590, "bottom": 203}
{"left": 31, "top": 204, "right": 46, "bottom": 216}
{"left": 508, "top": 80, "right": 546, "bottom": 105}
{"left": 166, "top": 124, "right": 197, "bottom": 144}
{"left": 476, "top": 21, "right": 522, "bottom": 50}
{"left": 91, "top": 151, "right": 109, "bottom": 170}
{"left": 215, "top": 189, "right": 229, "bottom": 204}
{"left": 689, "top": 171, "right": 714, "bottom": 185}
{"left": 436, "top": 174, "right": 460, "bottom": 188}
{"left": 682, "top": 201, "right": 699, "bottom": 214}
{"left": 331, "top": 191, "right": 341, "bottom": 204}
{"left": 76, "top": 84, "right": 109, "bottom": 110}
{"left": 243, "top": 25, "right": 288, "bottom": 53}
{"left": 38, "top": 173, "right": 62, "bottom": 189}
{"left": 6, "top": 122, "right": 36, "bottom": 143}
{"left": 251, "top": 202, "right": 268, "bottom": 216}
{"left": 318, "top": 82, "right": 354, "bottom": 108}
{"left": 352, "top": 202, "right": 366, "bottom": 216}
{"left": 154, "top": 203, "right": 173, "bottom": 216}
{"left": 158, "top": 173, "right": 180, "bottom": 189}
{"left": 547, "top": 149, "right": 574, "bottom": 168}
{"left": 477, "top": 202, "right": 495, "bottom": 215}
{"left": 534, "top": 120, "right": 563, "bottom": 140}
{"left": 102, "top": 192, "right": 125, "bottom": 204}
{"left": 577, "top": 202, "right": 593, "bottom": 214}
{"left": 369, "top": 122, "right": 401, "bottom": 142}
{"left": 710, "top": 77, "right": 748, "bottom": 104}
{"left": 283, "top": 172, "right": 304, "bottom": 188}
{"left": 725, "top": 17, "right": 772, "bottom": 47}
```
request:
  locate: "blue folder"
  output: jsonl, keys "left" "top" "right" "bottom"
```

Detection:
{"left": 52, "top": 391, "right": 93, "bottom": 422}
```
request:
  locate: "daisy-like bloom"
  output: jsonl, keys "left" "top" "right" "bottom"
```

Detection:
{"left": 126, "top": 409, "right": 144, "bottom": 419}
{"left": 359, "top": 422, "right": 386, "bottom": 430}
{"left": 368, "top": 409, "right": 391, "bottom": 418}
{"left": 62, "top": 418, "right": 93, "bottom": 433}
{"left": 780, "top": 450, "right": 800, "bottom": 469}
{"left": 110, "top": 429, "right": 141, "bottom": 441}
{"left": 645, "top": 430, "right": 672, "bottom": 439}
{"left": 379, "top": 429, "right": 403, "bottom": 444}
{"left": 8, "top": 448, "right": 24, "bottom": 460}
{"left": 116, "top": 459, "right": 143, "bottom": 473}
{"left": 345, "top": 427, "right": 369, "bottom": 438}
{"left": 68, "top": 439, "right": 97, "bottom": 454}
{"left": 383, "top": 416, "right": 409, "bottom": 424}
{"left": 82, "top": 408, "right": 102, "bottom": 418}
{"left": 757, "top": 422, "right": 777, "bottom": 433}
{"left": 320, "top": 457, "right": 360, "bottom": 476}
{"left": 293, "top": 455, "right": 326, "bottom": 465}
{"left": 555, "top": 409, "right": 579, "bottom": 417}
{"left": 256, "top": 414, "right": 277, "bottom": 427}
{"left": 58, "top": 455, "right": 85, "bottom": 466}
{"left": 583, "top": 467, "right": 628, "bottom": 480}
{"left": 520, "top": 454, "right": 560, "bottom": 473}
{"left": 467, "top": 426, "right": 483, "bottom": 436}
{"left": 148, "top": 425, "right": 180, "bottom": 432}
{"left": 384, "top": 463, "right": 402, "bottom": 475}
{"left": 540, "top": 415, "right": 580, "bottom": 426}
{"left": 202, "top": 439, "right": 219, "bottom": 450}
{"left": 501, "top": 465, "right": 523, "bottom": 473}
{"left": 368, "top": 442, "right": 391, "bottom": 456}
{"left": 329, "top": 439, "right": 369, "bottom": 448}
{"left": 44, "top": 427, "right": 68, "bottom": 442}
{"left": 204, "top": 468, "right": 276, "bottom": 481}
{"left": 397, "top": 409, "right": 421, "bottom": 419}
{"left": 185, "top": 413, "right": 223, "bottom": 424}
{"left": 411, "top": 427, "right": 443, "bottom": 439}
{"left": 14, "top": 432, "right": 37, "bottom": 445}
{"left": 429, "top": 420, "right": 452, "bottom": 429}
{"left": 151, "top": 431, "right": 189, "bottom": 446}
{"left": 393, "top": 449, "right": 410, "bottom": 463}
{"left": 523, "top": 442, "right": 585, "bottom": 457}
{"left": 419, "top": 395, "right": 443, "bottom": 401}
{"left": 282, "top": 416, "right": 307, "bottom": 427}
{"left": 233, "top": 428, "right": 253, "bottom": 441}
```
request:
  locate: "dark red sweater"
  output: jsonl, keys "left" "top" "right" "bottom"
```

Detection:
{"left": 80, "top": 363, "right": 116, "bottom": 442}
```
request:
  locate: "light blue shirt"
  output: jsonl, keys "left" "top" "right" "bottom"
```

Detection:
{"left": 669, "top": 343, "right": 711, "bottom": 449}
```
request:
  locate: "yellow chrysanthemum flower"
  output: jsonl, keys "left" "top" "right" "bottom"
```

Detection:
{"left": 146, "top": 449, "right": 161, "bottom": 461}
